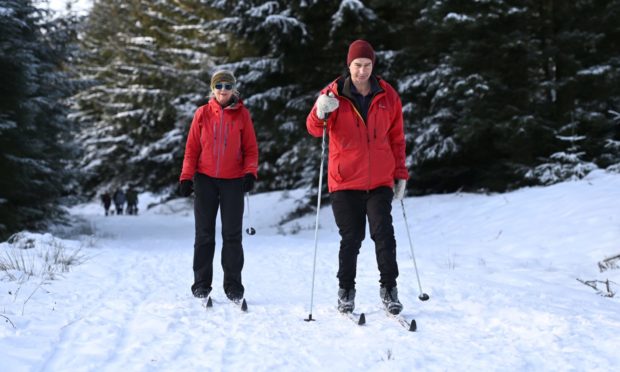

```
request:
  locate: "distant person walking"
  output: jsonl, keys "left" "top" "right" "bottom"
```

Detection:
{"left": 125, "top": 187, "right": 138, "bottom": 215}
{"left": 306, "top": 40, "right": 409, "bottom": 315}
{"left": 101, "top": 192, "right": 112, "bottom": 216}
{"left": 178, "top": 69, "right": 259, "bottom": 302}
{"left": 113, "top": 188, "right": 126, "bottom": 215}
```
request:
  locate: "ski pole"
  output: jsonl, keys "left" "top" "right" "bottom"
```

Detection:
{"left": 305, "top": 97, "right": 332, "bottom": 322}
{"left": 245, "top": 192, "right": 256, "bottom": 235}
{"left": 400, "top": 199, "right": 430, "bottom": 301}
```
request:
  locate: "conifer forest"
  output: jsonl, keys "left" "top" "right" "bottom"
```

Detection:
{"left": 1, "top": 0, "right": 619, "bottom": 240}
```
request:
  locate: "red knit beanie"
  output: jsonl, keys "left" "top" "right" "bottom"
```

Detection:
{"left": 346, "top": 39, "right": 375, "bottom": 66}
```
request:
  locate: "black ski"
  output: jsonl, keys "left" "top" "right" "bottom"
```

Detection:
{"left": 201, "top": 296, "right": 213, "bottom": 309}
{"left": 201, "top": 297, "right": 247, "bottom": 312}
{"left": 340, "top": 311, "right": 366, "bottom": 325}
{"left": 386, "top": 311, "right": 416, "bottom": 332}
{"left": 231, "top": 298, "right": 248, "bottom": 312}
{"left": 238, "top": 298, "right": 248, "bottom": 312}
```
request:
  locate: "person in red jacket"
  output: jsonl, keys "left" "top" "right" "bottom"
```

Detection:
{"left": 178, "top": 69, "right": 258, "bottom": 302}
{"left": 306, "top": 40, "right": 409, "bottom": 315}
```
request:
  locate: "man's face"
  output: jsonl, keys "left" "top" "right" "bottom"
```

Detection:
{"left": 348, "top": 58, "right": 373, "bottom": 85}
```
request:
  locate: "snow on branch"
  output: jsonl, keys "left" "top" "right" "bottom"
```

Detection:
{"left": 264, "top": 14, "right": 307, "bottom": 37}
{"left": 331, "top": 0, "right": 377, "bottom": 35}
{"left": 577, "top": 65, "right": 611, "bottom": 76}
{"left": 444, "top": 12, "right": 474, "bottom": 23}
{"left": 245, "top": 1, "right": 279, "bottom": 18}
{"left": 0, "top": 118, "right": 17, "bottom": 131}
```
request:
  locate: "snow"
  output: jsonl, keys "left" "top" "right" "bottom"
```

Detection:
{"left": 264, "top": 14, "right": 308, "bottom": 37}
{"left": 331, "top": 0, "right": 378, "bottom": 35}
{"left": 2, "top": 172, "right": 620, "bottom": 370}
{"left": 41, "top": 0, "right": 92, "bottom": 16}
{"left": 246, "top": 1, "right": 280, "bottom": 18}
{"left": 128, "top": 37, "right": 155, "bottom": 46}
{"left": 0, "top": 6, "right": 13, "bottom": 17}
{"left": 577, "top": 65, "right": 612, "bottom": 76}
{"left": 444, "top": 12, "right": 475, "bottom": 23}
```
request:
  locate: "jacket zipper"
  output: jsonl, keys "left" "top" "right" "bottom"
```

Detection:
{"left": 364, "top": 91, "right": 386, "bottom": 190}
{"left": 215, "top": 109, "right": 224, "bottom": 177}
{"left": 224, "top": 122, "right": 229, "bottom": 149}
{"left": 213, "top": 123, "right": 217, "bottom": 158}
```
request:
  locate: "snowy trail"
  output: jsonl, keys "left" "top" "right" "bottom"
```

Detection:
{"left": 2, "top": 171, "right": 620, "bottom": 371}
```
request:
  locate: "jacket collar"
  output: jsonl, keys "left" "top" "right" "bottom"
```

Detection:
{"left": 332, "top": 75, "right": 384, "bottom": 99}
{"left": 208, "top": 95, "right": 243, "bottom": 112}
{"left": 341, "top": 75, "right": 382, "bottom": 100}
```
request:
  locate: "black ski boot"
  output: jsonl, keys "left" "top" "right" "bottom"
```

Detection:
{"left": 380, "top": 286, "right": 403, "bottom": 315}
{"left": 192, "top": 286, "right": 212, "bottom": 299}
{"left": 225, "top": 290, "right": 244, "bottom": 303}
{"left": 338, "top": 288, "right": 356, "bottom": 313}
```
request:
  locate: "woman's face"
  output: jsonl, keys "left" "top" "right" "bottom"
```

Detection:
{"left": 213, "top": 82, "right": 234, "bottom": 105}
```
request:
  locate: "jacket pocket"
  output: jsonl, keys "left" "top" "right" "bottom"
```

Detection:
{"left": 372, "top": 109, "right": 392, "bottom": 143}
{"left": 329, "top": 152, "right": 344, "bottom": 183}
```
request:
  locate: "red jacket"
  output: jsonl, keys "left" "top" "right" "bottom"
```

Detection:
{"left": 306, "top": 76, "right": 409, "bottom": 192}
{"left": 180, "top": 97, "right": 258, "bottom": 181}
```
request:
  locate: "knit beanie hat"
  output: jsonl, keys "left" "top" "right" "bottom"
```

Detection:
{"left": 346, "top": 39, "right": 375, "bottom": 66}
{"left": 210, "top": 69, "right": 236, "bottom": 89}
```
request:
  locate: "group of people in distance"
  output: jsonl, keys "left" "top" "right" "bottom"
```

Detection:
{"left": 100, "top": 187, "right": 139, "bottom": 216}
{"left": 176, "top": 39, "right": 410, "bottom": 315}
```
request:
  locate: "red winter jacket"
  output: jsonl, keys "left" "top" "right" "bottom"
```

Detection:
{"left": 180, "top": 97, "right": 258, "bottom": 181}
{"left": 306, "top": 76, "right": 409, "bottom": 192}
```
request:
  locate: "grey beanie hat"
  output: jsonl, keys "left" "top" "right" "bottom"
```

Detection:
{"left": 210, "top": 69, "right": 236, "bottom": 89}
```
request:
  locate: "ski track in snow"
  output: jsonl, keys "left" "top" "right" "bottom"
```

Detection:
{"left": 1, "top": 171, "right": 620, "bottom": 371}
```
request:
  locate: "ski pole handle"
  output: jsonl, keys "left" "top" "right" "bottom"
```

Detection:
{"left": 322, "top": 91, "right": 335, "bottom": 127}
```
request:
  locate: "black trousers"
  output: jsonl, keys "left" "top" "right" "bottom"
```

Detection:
{"left": 192, "top": 173, "right": 245, "bottom": 297}
{"left": 330, "top": 187, "right": 399, "bottom": 289}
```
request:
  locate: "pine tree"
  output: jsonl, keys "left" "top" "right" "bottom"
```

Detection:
{"left": 524, "top": 0, "right": 620, "bottom": 183}
{"left": 0, "top": 0, "right": 78, "bottom": 240}
{"left": 71, "top": 0, "right": 222, "bottom": 194}
{"left": 196, "top": 0, "right": 317, "bottom": 191}
{"left": 66, "top": 0, "right": 620, "bottom": 202}
{"left": 391, "top": 0, "right": 620, "bottom": 192}
{"left": 395, "top": 0, "right": 546, "bottom": 192}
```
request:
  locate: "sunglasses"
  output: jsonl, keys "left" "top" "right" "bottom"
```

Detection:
{"left": 214, "top": 83, "right": 234, "bottom": 91}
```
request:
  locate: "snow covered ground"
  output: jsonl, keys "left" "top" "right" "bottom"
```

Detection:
{"left": 1, "top": 170, "right": 620, "bottom": 371}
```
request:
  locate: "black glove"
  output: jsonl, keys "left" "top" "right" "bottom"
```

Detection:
{"left": 178, "top": 180, "right": 193, "bottom": 197}
{"left": 242, "top": 173, "right": 256, "bottom": 192}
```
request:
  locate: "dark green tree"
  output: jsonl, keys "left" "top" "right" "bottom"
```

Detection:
{"left": 68, "top": 0, "right": 620, "bottom": 203}
{"left": 389, "top": 0, "right": 620, "bottom": 192}
{"left": 0, "top": 0, "right": 78, "bottom": 240}
{"left": 71, "top": 0, "right": 224, "bottom": 194}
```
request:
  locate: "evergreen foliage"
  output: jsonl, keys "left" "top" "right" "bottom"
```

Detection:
{"left": 389, "top": 0, "right": 620, "bottom": 192}
{"left": 71, "top": 0, "right": 223, "bottom": 194}
{"left": 2, "top": 0, "right": 619, "bottom": 236}
{"left": 67, "top": 0, "right": 620, "bottom": 198}
{"left": 0, "top": 0, "right": 78, "bottom": 240}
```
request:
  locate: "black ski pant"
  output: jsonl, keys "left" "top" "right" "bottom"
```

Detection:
{"left": 192, "top": 173, "right": 245, "bottom": 298}
{"left": 330, "top": 187, "right": 399, "bottom": 290}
